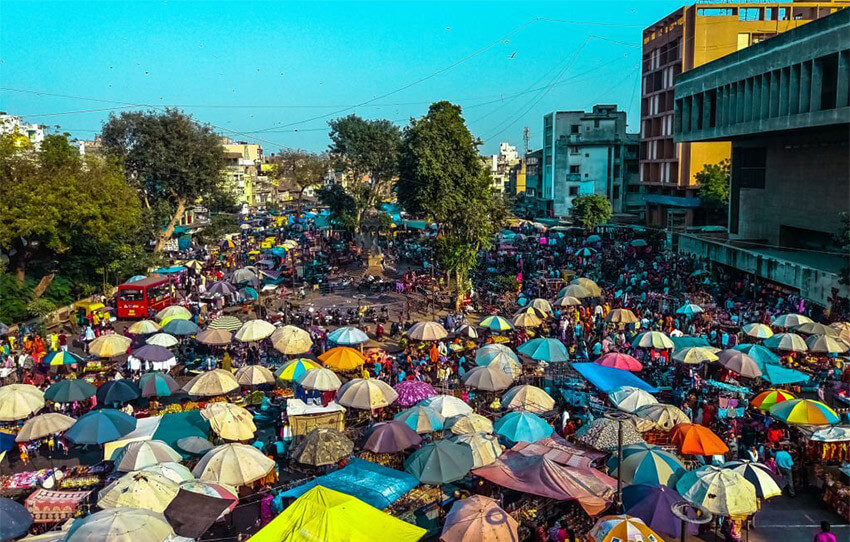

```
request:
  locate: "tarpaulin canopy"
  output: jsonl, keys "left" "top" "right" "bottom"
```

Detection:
{"left": 670, "top": 336, "right": 710, "bottom": 350}
{"left": 572, "top": 363, "right": 658, "bottom": 394}
{"left": 757, "top": 361, "right": 810, "bottom": 385}
{"left": 279, "top": 458, "right": 418, "bottom": 510}
{"left": 151, "top": 411, "right": 210, "bottom": 457}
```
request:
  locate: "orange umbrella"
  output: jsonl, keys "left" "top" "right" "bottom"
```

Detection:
{"left": 750, "top": 389, "right": 796, "bottom": 411}
{"left": 670, "top": 423, "right": 729, "bottom": 456}
{"left": 318, "top": 346, "right": 366, "bottom": 371}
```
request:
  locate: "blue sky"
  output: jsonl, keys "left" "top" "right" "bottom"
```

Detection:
{"left": 1, "top": 0, "right": 683, "bottom": 154}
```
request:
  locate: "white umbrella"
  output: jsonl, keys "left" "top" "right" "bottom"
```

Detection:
{"left": 65, "top": 508, "right": 174, "bottom": 542}
{"left": 608, "top": 386, "right": 658, "bottom": 414}
{"left": 145, "top": 333, "right": 178, "bottom": 348}
{"left": 193, "top": 443, "right": 275, "bottom": 486}
{"left": 235, "top": 319, "right": 276, "bottom": 342}
{"left": 408, "top": 321, "right": 449, "bottom": 341}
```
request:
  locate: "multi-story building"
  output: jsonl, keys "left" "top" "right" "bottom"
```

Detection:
{"left": 222, "top": 139, "right": 265, "bottom": 208}
{"left": 483, "top": 142, "right": 520, "bottom": 193}
{"left": 506, "top": 160, "right": 527, "bottom": 196}
{"left": 673, "top": 8, "right": 849, "bottom": 307}
{"left": 541, "top": 105, "right": 639, "bottom": 218}
{"left": 640, "top": 0, "right": 847, "bottom": 230}
{"left": 0, "top": 112, "right": 45, "bottom": 149}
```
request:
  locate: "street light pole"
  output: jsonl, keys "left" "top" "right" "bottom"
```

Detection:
{"left": 604, "top": 411, "right": 631, "bottom": 513}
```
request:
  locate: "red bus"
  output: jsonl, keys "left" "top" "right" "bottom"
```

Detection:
{"left": 116, "top": 277, "right": 174, "bottom": 319}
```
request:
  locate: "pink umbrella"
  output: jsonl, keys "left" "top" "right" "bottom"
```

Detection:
{"left": 595, "top": 353, "right": 643, "bottom": 372}
{"left": 363, "top": 421, "right": 422, "bottom": 453}
{"left": 393, "top": 381, "right": 438, "bottom": 407}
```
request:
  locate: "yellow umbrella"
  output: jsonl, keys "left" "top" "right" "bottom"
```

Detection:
{"left": 182, "top": 369, "right": 240, "bottom": 396}
{"left": 553, "top": 295, "right": 582, "bottom": 307}
{"left": 155, "top": 305, "right": 191, "bottom": 322}
{"left": 806, "top": 334, "right": 849, "bottom": 354}
{"left": 183, "top": 260, "right": 203, "bottom": 272}
{"left": 512, "top": 311, "right": 542, "bottom": 328}
{"left": 202, "top": 403, "right": 257, "bottom": 441}
{"left": 634, "top": 403, "right": 690, "bottom": 431}
{"left": 501, "top": 385, "right": 555, "bottom": 413}
{"left": 16, "top": 413, "right": 75, "bottom": 441}
{"left": 336, "top": 378, "right": 398, "bottom": 409}
{"left": 830, "top": 322, "right": 850, "bottom": 342}
{"left": 560, "top": 284, "right": 593, "bottom": 299}
{"left": 88, "top": 334, "right": 132, "bottom": 358}
{"left": 605, "top": 308, "right": 638, "bottom": 325}
{"left": 449, "top": 434, "right": 503, "bottom": 468}
{"left": 193, "top": 443, "right": 275, "bottom": 486}
{"left": 673, "top": 346, "right": 719, "bottom": 364}
{"left": 97, "top": 471, "right": 179, "bottom": 513}
{"left": 462, "top": 365, "right": 514, "bottom": 391}
{"left": 0, "top": 384, "right": 44, "bottom": 421}
{"left": 529, "top": 298, "right": 553, "bottom": 317}
{"left": 270, "top": 325, "right": 313, "bottom": 354}
{"left": 128, "top": 320, "right": 161, "bottom": 335}
{"left": 235, "top": 319, "right": 276, "bottom": 342}
{"left": 587, "top": 514, "right": 665, "bottom": 542}
{"left": 276, "top": 358, "right": 319, "bottom": 381}
{"left": 319, "top": 346, "right": 365, "bottom": 371}
{"left": 447, "top": 413, "right": 494, "bottom": 435}
{"left": 235, "top": 365, "right": 276, "bottom": 386}
{"left": 570, "top": 277, "right": 602, "bottom": 296}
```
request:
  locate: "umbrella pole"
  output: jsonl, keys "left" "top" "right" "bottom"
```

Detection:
{"left": 616, "top": 418, "right": 623, "bottom": 513}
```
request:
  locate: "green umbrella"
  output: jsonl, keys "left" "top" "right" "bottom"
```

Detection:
{"left": 403, "top": 440, "right": 473, "bottom": 484}
{"left": 44, "top": 379, "right": 97, "bottom": 403}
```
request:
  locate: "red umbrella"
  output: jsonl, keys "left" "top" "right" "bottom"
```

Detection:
{"left": 363, "top": 421, "right": 422, "bottom": 453}
{"left": 595, "top": 353, "right": 643, "bottom": 372}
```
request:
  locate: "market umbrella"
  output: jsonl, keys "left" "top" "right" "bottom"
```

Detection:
{"left": 408, "top": 321, "right": 449, "bottom": 341}
{"left": 609, "top": 386, "right": 658, "bottom": 413}
{"left": 529, "top": 298, "right": 554, "bottom": 316}
{"left": 673, "top": 346, "right": 718, "bottom": 364}
{"left": 517, "top": 337, "right": 568, "bottom": 362}
{"left": 183, "top": 259, "right": 203, "bottom": 272}
{"left": 297, "top": 367, "right": 342, "bottom": 391}
{"left": 235, "top": 365, "right": 275, "bottom": 386}
{"left": 15, "top": 413, "right": 75, "bottom": 442}
{"left": 456, "top": 324, "right": 479, "bottom": 338}
{"left": 722, "top": 460, "right": 782, "bottom": 499}
{"left": 811, "top": 426, "right": 850, "bottom": 442}
{"left": 176, "top": 436, "right": 214, "bottom": 456}
{"left": 42, "top": 350, "right": 84, "bottom": 366}
{"left": 794, "top": 322, "right": 837, "bottom": 336}
{"left": 182, "top": 369, "right": 239, "bottom": 396}
{"left": 475, "top": 344, "right": 519, "bottom": 366}
{"left": 501, "top": 385, "right": 555, "bottom": 413}
{"left": 587, "top": 514, "right": 665, "bottom": 542}
{"left": 422, "top": 394, "right": 473, "bottom": 418}
{"left": 208, "top": 315, "right": 243, "bottom": 332}
{"left": 447, "top": 412, "right": 494, "bottom": 435}
{"left": 404, "top": 439, "right": 474, "bottom": 484}
{"left": 270, "top": 325, "right": 312, "bottom": 354}
{"left": 112, "top": 440, "right": 182, "bottom": 472}
{"left": 144, "top": 333, "right": 179, "bottom": 348}
{"left": 575, "top": 418, "right": 645, "bottom": 452}
{"left": 276, "top": 358, "right": 319, "bottom": 381}
{"left": 88, "top": 334, "right": 131, "bottom": 358}
{"left": 292, "top": 428, "right": 354, "bottom": 466}
{"left": 733, "top": 343, "right": 780, "bottom": 365}
{"left": 97, "top": 379, "right": 141, "bottom": 405}
{"left": 319, "top": 346, "right": 366, "bottom": 370}
{"left": 140, "top": 462, "right": 194, "bottom": 484}
{"left": 441, "top": 494, "right": 517, "bottom": 542}
{"left": 178, "top": 480, "right": 238, "bottom": 514}
{"left": 336, "top": 378, "right": 398, "bottom": 409}
{"left": 670, "top": 423, "right": 729, "bottom": 456}
{"left": 676, "top": 302, "right": 703, "bottom": 317}
{"left": 676, "top": 465, "right": 758, "bottom": 517}
{"left": 202, "top": 403, "right": 257, "bottom": 441}
{"left": 605, "top": 308, "right": 639, "bottom": 325}
{"left": 772, "top": 313, "right": 813, "bottom": 329}
{"left": 155, "top": 305, "right": 191, "bottom": 322}
{"left": 65, "top": 507, "right": 175, "bottom": 542}
{"left": 479, "top": 315, "right": 514, "bottom": 332}
{"left": 757, "top": 363, "right": 809, "bottom": 385}
{"left": 164, "top": 488, "right": 235, "bottom": 539}
{"left": 0, "top": 497, "right": 33, "bottom": 540}
{"left": 717, "top": 349, "right": 762, "bottom": 378}
{"left": 449, "top": 433, "right": 503, "bottom": 468}
{"left": 161, "top": 318, "right": 199, "bottom": 336}
{"left": 234, "top": 319, "right": 275, "bottom": 342}
{"left": 494, "top": 411, "right": 553, "bottom": 444}
{"left": 231, "top": 268, "right": 258, "bottom": 284}
{"left": 765, "top": 332, "right": 808, "bottom": 352}
{"left": 132, "top": 344, "right": 175, "bottom": 363}
{"left": 363, "top": 421, "right": 422, "bottom": 453}
{"left": 0, "top": 384, "right": 45, "bottom": 421}
{"left": 608, "top": 443, "right": 686, "bottom": 486}
{"left": 393, "top": 380, "right": 437, "bottom": 407}
{"left": 394, "top": 405, "right": 445, "bottom": 434}
{"left": 751, "top": 389, "right": 796, "bottom": 411}
{"left": 634, "top": 404, "right": 690, "bottom": 431}
{"left": 569, "top": 277, "right": 602, "bottom": 296}
{"left": 623, "top": 484, "right": 697, "bottom": 538}
{"left": 770, "top": 398, "right": 839, "bottom": 425}
{"left": 631, "top": 331, "right": 674, "bottom": 349}
{"left": 44, "top": 379, "right": 96, "bottom": 403}
{"left": 139, "top": 372, "right": 180, "bottom": 398}
{"left": 328, "top": 326, "right": 370, "bottom": 346}
{"left": 595, "top": 352, "right": 642, "bottom": 371}
{"left": 462, "top": 365, "right": 514, "bottom": 391}
{"left": 193, "top": 443, "right": 275, "bottom": 486}
{"left": 742, "top": 323, "right": 773, "bottom": 339}
{"left": 830, "top": 322, "right": 850, "bottom": 342}
{"left": 98, "top": 471, "right": 179, "bottom": 513}
{"left": 806, "top": 334, "right": 849, "bottom": 353}
{"left": 65, "top": 408, "right": 136, "bottom": 445}
{"left": 195, "top": 328, "right": 233, "bottom": 346}
{"left": 206, "top": 281, "right": 238, "bottom": 297}
{"left": 512, "top": 311, "right": 542, "bottom": 328}
{"left": 553, "top": 295, "right": 582, "bottom": 307}
{"left": 560, "top": 283, "right": 593, "bottom": 298}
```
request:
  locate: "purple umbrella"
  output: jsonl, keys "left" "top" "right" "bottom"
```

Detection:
{"left": 363, "top": 421, "right": 422, "bottom": 453}
{"left": 207, "top": 281, "right": 238, "bottom": 297}
{"left": 393, "top": 381, "right": 437, "bottom": 407}
{"left": 623, "top": 484, "right": 697, "bottom": 538}
{"left": 132, "top": 344, "right": 176, "bottom": 363}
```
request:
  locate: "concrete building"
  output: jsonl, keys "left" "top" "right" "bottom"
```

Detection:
{"left": 541, "top": 105, "right": 639, "bottom": 218}
{"left": 640, "top": 1, "right": 846, "bottom": 230}
{"left": 673, "top": 8, "right": 850, "bottom": 306}
{"left": 0, "top": 113, "right": 45, "bottom": 150}
{"left": 222, "top": 139, "right": 269, "bottom": 208}
{"left": 483, "top": 142, "right": 520, "bottom": 193}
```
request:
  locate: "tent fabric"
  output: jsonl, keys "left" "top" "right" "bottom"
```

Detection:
{"left": 164, "top": 489, "right": 234, "bottom": 539}
{"left": 279, "top": 458, "right": 417, "bottom": 510}
{"left": 757, "top": 361, "right": 810, "bottom": 385}
{"left": 670, "top": 336, "right": 710, "bottom": 350}
{"left": 572, "top": 363, "right": 658, "bottom": 394}
{"left": 151, "top": 411, "right": 210, "bottom": 457}
{"left": 250, "top": 485, "right": 425, "bottom": 542}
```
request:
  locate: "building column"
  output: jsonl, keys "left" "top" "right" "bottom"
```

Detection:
{"left": 837, "top": 50, "right": 850, "bottom": 109}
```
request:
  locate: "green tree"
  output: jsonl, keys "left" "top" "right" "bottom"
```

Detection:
{"left": 696, "top": 159, "right": 731, "bottom": 224}
{"left": 271, "top": 149, "right": 328, "bottom": 212}
{"left": 571, "top": 194, "right": 612, "bottom": 230}
{"left": 327, "top": 115, "right": 401, "bottom": 232}
{"left": 398, "top": 101, "right": 505, "bottom": 308}
{"left": 317, "top": 183, "right": 358, "bottom": 232}
{"left": 100, "top": 109, "right": 225, "bottom": 252}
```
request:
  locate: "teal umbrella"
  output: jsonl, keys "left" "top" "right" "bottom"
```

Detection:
{"left": 139, "top": 372, "right": 180, "bottom": 398}
{"left": 42, "top": 351, "right": 84, "bottom": 366}
{"left": 394, "top": 405, "right": 445, "bottom": 434}
{"left": 65, "top": 409, "right": 137, "bottom": 445}
{"left": 607, "top": 443, "right": 687, "bottom": 486}
{"left": 44, "top": 379, "right": 97, "bottom": 403}
{"left": 518, "top": 338, "right": 568, "bottom": 362}
{"left": 733, "top": 344, "right": 780, "bottom": 365}
{"left": 494, "top": 411, "right": 553, "bottom": 444}
{"left": 162, "top": 319, "right": 200, "bottom": 336}
{"left": 403, "top": 440, "right": 473, "bottom": 484}
{"left": 675, "top": 303, "right": 703, "bottom": 317}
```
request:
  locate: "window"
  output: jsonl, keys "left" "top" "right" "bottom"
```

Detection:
{"left": 697, "top": 8, "right": 734, "bottom": 16}
{"left": 569, "top": 165, "right": 580, "bottom": 174}
{"left": 584, "top": 173, "right": 589, "bottom": 178}
{"left": 570, "top": 125, "right": 580, "bottom": 134}
{"left": 570, "top": 146, "right": 579, "bottom": 154}
{"left": 739, "top": 8, "right": 760, "bottom": 21}
{"left": 733, "top": 147, "right": 767, "bottom": 189}
{"left": 818, "top": 53, "right": 839, "bottom": 110}
{"left": 569, "top": 186, "right": 579, "bottom": 196}
{"left": 594, "top": 120, "right": 600, "bottom": 128}
{"left": 118, "top": 289, "right": 144, "bottom": 302}
{"left": 585, "top": 153, "right": 590, "bottom": 158}
{"left": 613, "top": 186, "right": 620, "bottom": 199}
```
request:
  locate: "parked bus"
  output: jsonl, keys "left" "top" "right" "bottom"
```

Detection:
{"left": 116, "top": 276, "right": 174, "bottom": 319}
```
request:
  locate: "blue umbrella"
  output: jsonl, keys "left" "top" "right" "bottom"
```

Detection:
{"left": 154, "top": 266, "right": 186, "bottom": 274}
{"left": 494, "top": 411, "right": 553, "bottom": 444}
{"left": 394, "top": 405, "right": 445, "bottom": 434}
{"left": 607, "top": 443, "right": 686, "bottom": 486}
{"left": 574, "top": 247, "right": 596, "bottom": 257}
{"left": 65, "top": 409, "right": 137, "bottom": 444}
{"left": 403, "top": 440, "right": 473, "bottom": 484}
{"left": 328, "top": 326, "right": 369, "bottom": 345}
{"left": 623, "top": 484, "right": 697, "bottom": 538}
{"left": 42, "top": 351, "right": 85, "bottom": 366}
{"left": 675, "top": 303, "right": 703, "bottom": 317}
{"left": 139, "top": 372, "right": 180, "bottom": 398}
{"left": 44, "top": 379, "right": 97, "bottom": 403}
{"left": 733, "top": 344, "right": 779, "bottom": 365}
{"left": 96, "top": 380, "right": 141, "bottom": 405}
{"left": 585, "top": 234, "right": 602, "bottom": 244}
{"left": 517, "top": 338, "right": 568, "bottom": 362}
{"left": 162, "top": 319, "right": 200, "bottom": 336}
{"left": 239, "top": 287, "right": 259, "bottom": 300}
{"left": 0, "top": 498, "right": 33, "bottom": 540}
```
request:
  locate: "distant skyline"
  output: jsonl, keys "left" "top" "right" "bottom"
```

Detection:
{"left": 1, "top": 0, "right": 684, "bottom": 154}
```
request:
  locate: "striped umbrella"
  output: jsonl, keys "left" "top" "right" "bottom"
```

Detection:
{"left": 605, "top": 309, "right": 639, "bottom": 325}
{"left": 750, "top": 389, "right": 795, "bottom": 411}
{"left": 608, "top": 386, "right": 658, "bottom": 413}
{"left": 672, "top": 346, "right": 718, "bottom": 364}
{"left": 553, "top": 295, "right": 582, "bottom": 307}
{"left": 722, "top": 460, "right": 782, "bottom": 499}
{"left": 742, "top": 323, "right": 773, "bottom": 339}
{"left": 155, "top": 305, "right": 191, "bottom": 322}
{"left": 770, "top": 398, "right": 839, "bottom": 425}
{"left": 771, "top": 313, "right": 813, "bottom": 329}
{"left": 587, "top": 515, "right": 664, "bottom": 542}
{"left": 394, "top": 405, "right": 445, "bottom": 434}
{"left": 208, "top": 316, "right": 243, "bottom": 332}
{"left": 479, "top": 315, "right": 514, "bottom": 332}
{"left": 676, "top": 466, "right": 758, "bottom": 517}
{"left": 830, "top": 322, "right": 850, "bottom": 342}
{"left": 275, "top": 358, "right": 319, "bottom": 381}
{"left": 632, "top": 331, "right": 674, "bottom": 349}
{"left": 794, "top": 322, "right": 837, "bottom": 336}
{"left": 139, "top": 372, "right": 180, "bottom": 398}
{"left": 634, "top": 404, "right": 690, "bottom": 431}
{"left": 806, "top": 334, "right": 849, "bottom": 354}
{"left": 42, "top": 351, "right": 84, "bottom": 366}
{"left": 764, "top": 332, "right": 808, "bottom": 352}
{"left": 608, "top": 443, "right": 686, "bottom": 486}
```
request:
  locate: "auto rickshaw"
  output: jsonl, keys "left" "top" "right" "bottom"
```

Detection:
{"left": 73, "top": 301, "right": 114, "bottom": 327}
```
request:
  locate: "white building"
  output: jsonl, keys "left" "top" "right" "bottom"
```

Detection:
{"left": 0, "top": 113, "right": 46, "bottom": 149}
{"left": 484, "top": 142, "right": 520, "bottom": 193}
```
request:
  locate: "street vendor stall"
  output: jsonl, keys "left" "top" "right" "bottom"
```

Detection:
{"left": 285, "top": 398, "right": 345, "bottom": 436}
{"left": 25, "top": 489, "right": 91, "bottom": 524}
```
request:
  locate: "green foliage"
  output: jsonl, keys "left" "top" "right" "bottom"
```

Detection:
{"left": 195, "top": 214, "right": 239, "bottom": 246}
{"left": 696, "top": 160, "right": 730, "bottom": 224}
{"left": 317, "top": 183, "right": 358, "bottom": 232}
{"left": 0, "top": 273, "right": 32, "bottom": 323}
{"left": 26, "top": 298, "right": 56, "bottom": 318}
{"left": 272, "top": 149, "right": 329, "bottom": 199}
{"left": 570, "top": 194, "right": 612, "bottom": 230}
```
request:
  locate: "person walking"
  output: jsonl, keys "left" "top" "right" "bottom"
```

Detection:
{"left": 812, "top": 521, "right": 836, "bottom": 542}
{"left": 775, "top": 446, "right": 795, "bottom": 497}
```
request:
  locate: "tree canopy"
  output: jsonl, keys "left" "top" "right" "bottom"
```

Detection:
{"left": 570, "top": 194, "right": 612, "bottom": 230}
{"left": 271, "top": 149, "right": 328, "bottom": 210}
{"left": 696, "top": 159, "right": 730, "bottom": 224}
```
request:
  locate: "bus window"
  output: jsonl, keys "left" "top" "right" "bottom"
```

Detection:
{"left": 118, "top": 289, "right": 144, "bottom": 302}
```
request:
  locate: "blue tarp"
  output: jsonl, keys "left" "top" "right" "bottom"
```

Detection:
{"left": 572, "top": 362, "right": 659, "bottom": 393}
{"left": 757, "top": 361, "right": 810, "bottom": 385}
{"left": 278, "top": 458, "right": 417, "bottom": 510}
{"left": 152, "top": 411, "right": 210, "bottom": 458}
{"left": 670, "top": 336, "right": 710, "bottom": 350}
